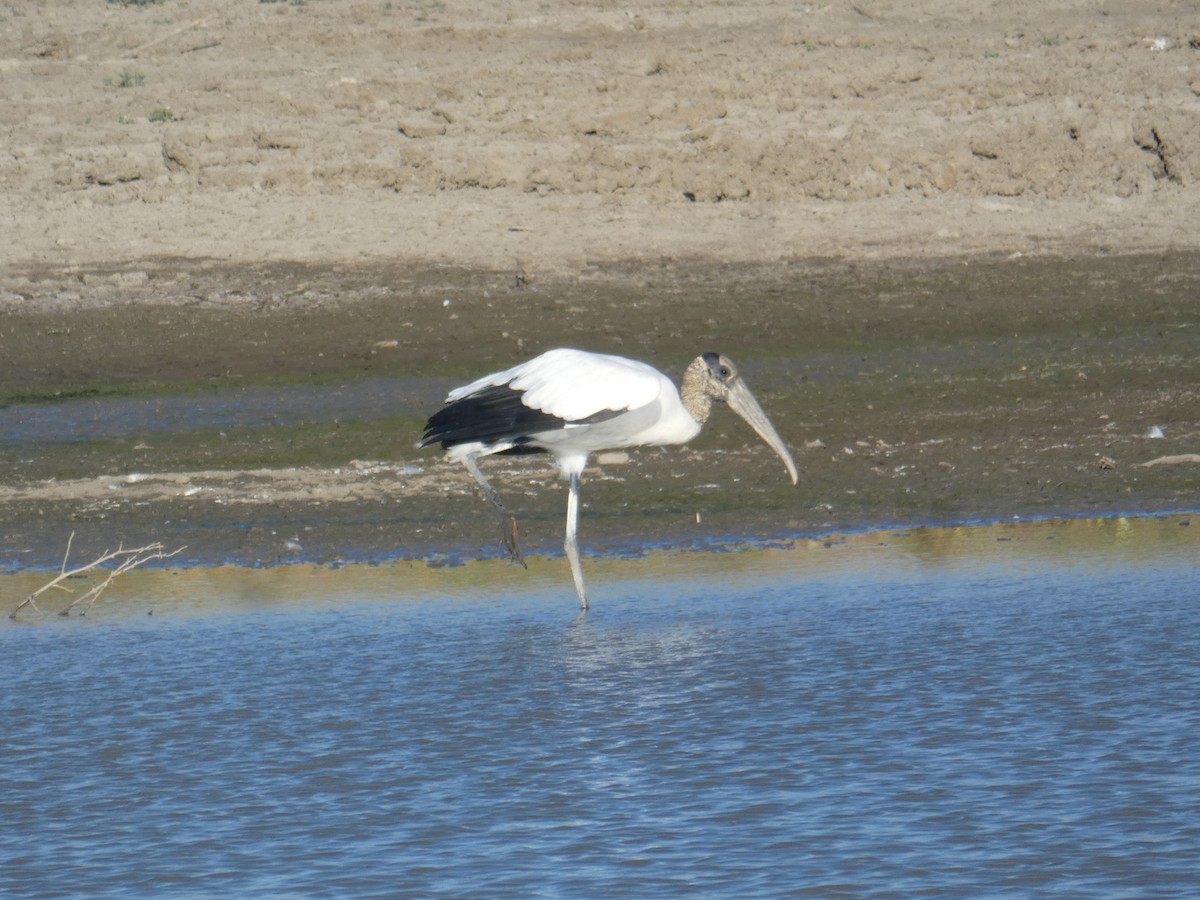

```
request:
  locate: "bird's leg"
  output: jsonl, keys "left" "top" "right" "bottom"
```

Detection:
{"left": 564, "top": 471, "right": 588, "bottom": 610}
{"left": 462, "top": 455, "right": 526, "bottom": 569}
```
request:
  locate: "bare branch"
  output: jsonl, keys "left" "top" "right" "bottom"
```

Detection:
{"left": 9, "top": 535, "right": 187, "bottom": 618}
{"left": 129, "top": 18, "right": 208, "bottom": 57}
{"left": 1137, "top": 453, "right": 1200, "bottom": 468}
{"left": 60, "top": 531, "right": 74, "bottom": 577}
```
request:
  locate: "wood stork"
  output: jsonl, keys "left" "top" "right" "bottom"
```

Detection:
{"left": 420, "top": 348, "right": 798, "bottom": 608}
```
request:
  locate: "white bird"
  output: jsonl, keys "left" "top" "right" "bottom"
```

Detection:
{"left": 420, "top": 348, "right": 798, "bottom": 608}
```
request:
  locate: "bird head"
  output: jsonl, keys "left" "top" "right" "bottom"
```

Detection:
{"left": 697, "top": 352, "right": 799, "bottom": 486}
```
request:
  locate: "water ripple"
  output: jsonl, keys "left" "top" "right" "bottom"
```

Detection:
{"left": 2, "top": 556, "right": 1198, "bottom": 897}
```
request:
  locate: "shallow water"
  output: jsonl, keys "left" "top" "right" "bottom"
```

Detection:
{"left": 3, "top": 518, "right": 1198, "bottom": 897}
{"left": 0, "top": 376, "right": 445, "bottom": 446}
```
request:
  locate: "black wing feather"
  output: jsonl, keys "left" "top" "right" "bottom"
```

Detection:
{"left": 420, "top": 384, "right": 566, "bottom": 450}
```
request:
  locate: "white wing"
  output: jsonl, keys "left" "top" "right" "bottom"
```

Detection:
{"left": 447, "top": 348, "right": 670, "bottom": 422}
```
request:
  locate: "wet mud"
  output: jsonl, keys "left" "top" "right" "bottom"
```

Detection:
{"left": 1, "top": 252, "right": 1198, "bottom": 571}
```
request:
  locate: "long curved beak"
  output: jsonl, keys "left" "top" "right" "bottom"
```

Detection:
{"left": 725, "top": 380, "right": 799, "bottom": 485}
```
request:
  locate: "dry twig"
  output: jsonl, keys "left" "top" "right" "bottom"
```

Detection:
{"left": 129, "top": 18, "right": 207, "bottom": 57}
{"left": 1137, "top": 453, "right": 1200, "bottom": 468}
{"left": 9, "top": 533, "right": 186, "bottom": 618}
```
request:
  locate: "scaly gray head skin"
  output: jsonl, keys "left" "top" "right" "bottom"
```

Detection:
{"left": 681, "top": 352, "right": 799, "bottom": 485}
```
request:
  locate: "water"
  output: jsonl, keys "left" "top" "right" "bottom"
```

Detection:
{"left": 3, "top": 520, "right": 1199, "bottom": 897}
{"left": 0, "top": 376, "right": 446, "bottom": 446}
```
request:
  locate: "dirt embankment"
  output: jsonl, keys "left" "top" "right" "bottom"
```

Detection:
{"left": 2, "top": 0, "right": 1199, "bottom": 276}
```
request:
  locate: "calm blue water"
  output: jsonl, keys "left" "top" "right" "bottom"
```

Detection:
{"left": 3, "top": 545, "right": 1199, "bottom": 897}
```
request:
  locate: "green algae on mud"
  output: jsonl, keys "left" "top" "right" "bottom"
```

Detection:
{"left": 1, "top": 252, "right": 1198, "bottom": 569}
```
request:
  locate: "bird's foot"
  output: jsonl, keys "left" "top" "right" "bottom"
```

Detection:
{"left": 502, "top": 516, "right": 527, "bottom": 569}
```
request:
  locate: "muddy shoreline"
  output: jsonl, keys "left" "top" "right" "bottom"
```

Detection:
{"left": 3, "top": 252, "right": 1198, "bottom": 572}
